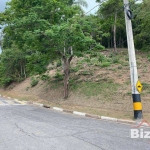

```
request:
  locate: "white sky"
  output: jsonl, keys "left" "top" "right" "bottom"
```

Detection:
{"left": 83, "top": 0, "right": 98, "bottom": 14}
{"left": 0, "top": 0, "right": 98, "bottom": 13}
{"left": 0, "top": 0, "right": 8, "bottom": 12}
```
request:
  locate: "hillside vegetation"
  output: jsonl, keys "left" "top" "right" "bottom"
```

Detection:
{"left": 1, "top": 49, "right": 150, "bottom": 120}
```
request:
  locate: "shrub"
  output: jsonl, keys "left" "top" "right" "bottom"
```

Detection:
{"left": 56, "top": 60, "right": 61, "bottom": 67}
{"left": 112, "top": 57, "right": 119, "bottom": 63}
{"left": 70, "top": 66, "right": 79, "bottom": 72}
{"left": 100, "top": 62, "right": 111, "bottom": 67}
{"left": 40, "top": 74, "right": 50, "bottom": 81}
{"left": 54, "top": 72, "right": 63, "bottom": 81}
{"left": 30, "top": 77, "right": 39, "bottom": 87}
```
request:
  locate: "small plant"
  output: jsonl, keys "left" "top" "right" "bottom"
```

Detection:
{"left": 90, "top": 58, "right": 99, "bottom": 66}
{"left": 112, "top": 56, "right": 119, "bottom": 64}
{"left": 40, "top": 74, "right": 50, "bottom": 81}
{"left": 54, "top": 72, "right": 63, "bottom": 81}
{"left": 118, "top": 65, "right": 122, "bottom": 69}
{"left": 142, "top": 83, "right": 150, "bottom": 91}
{"left": 30, "top": 77, "right": 39, "bottom": 87}
{"left": 125, "top": 56, "right": 129, "bottom": 61}
{"left": 98, "top": 54, "right": 106, "bottom": 62}
{"left": 90, "top": 52, "right": 98, "bottom": 58}
{"left": 75, "top": 52, "right": 84, "bottom": 57}
{"left": 56, "top": 60, "right": 62, "bottom": 67}
{"left": 26, "top": 87, "right": 29, "bottom": 91}
{"left": 100, "top": 62, "right": 111, "bottom": 67}
{"left": 121, "top": 62, "right": 128, "bottom": 66}
{"left": 70, "top": 66, "right": 79, "bottom": 72}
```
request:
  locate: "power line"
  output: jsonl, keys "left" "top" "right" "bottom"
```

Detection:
{"left": 83, "top": 0, "right": 142, "bottom": 16}
{"left": 83, "top": 0, "right": 107, "bottom": 15}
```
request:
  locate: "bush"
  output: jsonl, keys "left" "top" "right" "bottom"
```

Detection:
{"left": 30, "top": 77, "right": 39, "bottom": 87}
{"left": 56, "top": 60, "right": 61, "bottom": 67}
{"left": 100, "top": 62, "right": 111, "bottom": 67}
{"left": 98, "top": 54, "right": 106, "bottom": 62}
{"left": 40, "top": 74, "right": 50, "bottom": 81}
{"left": 70, "top": 66, "right": 79, "bottom": 72}
{"left": 54, "top": 72, "right": 63, "bottom": 81}
{"left": 112, "top": 57, "right": 119, "bottom": 64}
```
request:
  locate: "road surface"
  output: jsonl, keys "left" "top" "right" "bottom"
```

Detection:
{"left": 0, "top": 96, "right": 149, "bottom": 150}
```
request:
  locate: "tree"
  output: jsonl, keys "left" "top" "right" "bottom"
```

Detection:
{"left": 45, "top": 16, "right": 103, "bottom": 98}
{"left": 0, "top": 0, "right": 81, "bottom": 84}
{"left": 69, "top": 0, "right": 88, "bottom": 8}
{"left": 0, "top": 0, "right": 104, "bottom": 98}
{"left": 97, "top": 0, "right": 126, "bottom": 52}
{"left": 133, "top": 0, "right": 150, "bottom": 51}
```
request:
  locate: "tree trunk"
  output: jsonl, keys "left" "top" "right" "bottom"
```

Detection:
{"left": 62, "top": 55, "right": 73, "bottom": 99}
{"left": 113, "top": 12, "right": 117, "bottom": 53}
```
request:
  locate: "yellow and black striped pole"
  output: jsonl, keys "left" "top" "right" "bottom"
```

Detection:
{"left": 123, "top": 0, "right": 142, "bottom": 119}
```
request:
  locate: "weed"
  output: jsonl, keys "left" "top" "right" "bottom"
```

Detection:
{"left": 30, "top": 77, "right": 39, "bottom": 87}
{"left": 54, "top": 72, "right": 63, "bottom": 81}
{"left": 125, "top": 56, "right": 129, "bottom": 61}
{"left": 76, "top": 81, "right": 119, "bottom": 98}
{"left": 142, "top": 83, "right": 150, "bottom": 91}
{"left": 40, "top": 74, "right": 50, "bottom": 81}
{"left": 26, "top": 87, "right": 29, "bottom": 91}
{"left": 98, "top": 54, "right": 106, "bottom": 62}
{"left": 90, "top": 58, "right": 99, "bottom": 66}
{"left": 56, "top": 60, "right": 61, "bottom": 67}
{"left": 118, "top": 66, "right": 122, "bottom": 69}
{"left": 121, "top": 61, "right": 128, "bottom": 66}
{"left": 70, "top": 66, "right": 79, "bottom": 72}
{"left": 112, "top": 56, "right": 119, "bottom": 64}
{"left": 100, "top": 62, "right": 111, "bottom": 67}
{"left": 127, "top": 91, "right": 132, "bottom": 95}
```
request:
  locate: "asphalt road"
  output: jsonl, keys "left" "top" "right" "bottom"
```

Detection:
{"left": 0, "top": 97, "right": 150, "bottom": 150}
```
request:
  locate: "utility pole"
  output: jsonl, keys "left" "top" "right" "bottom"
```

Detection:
{"left": 123, "top": 0, "right": 142, "bottom": 119}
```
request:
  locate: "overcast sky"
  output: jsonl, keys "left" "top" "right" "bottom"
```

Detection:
{"left": 0, "top": 0, "right": 98, "bottom": 13}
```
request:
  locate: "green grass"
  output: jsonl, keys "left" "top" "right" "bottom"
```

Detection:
{"left": 75, "top": 81, "right": 119, "bottom": 99}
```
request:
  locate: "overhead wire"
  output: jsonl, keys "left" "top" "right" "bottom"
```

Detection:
{"left": 83, "top": 0, "right": 142, "bottom": 17}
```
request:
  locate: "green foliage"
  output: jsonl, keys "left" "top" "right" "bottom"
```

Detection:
{"left": 77, "top": 81, "right": 119, "bottom": 98}
{"left": 56, "top": 60, "right": 62, "bottom": 67}
{"left": 30, "top": 77, "right": 39, "bottom": 87}
{"left": 100, "top": 61, "right": 111, "bottom": 67}
{"left": 54, "top": 72, "right": 64, "bottom": 81}
{"left": 147, "top": 55, "right": 150, "bottom": 61}
{"left": 0, "top": 48, "right": 26, "bottom": 86}
{"left": 112, "top": 56, "right": 119, "bottom": 64}
{"left": 118, "top": 65, "right": 122, "bottom": 69}
{"left": 70, "top": 66, "right": 80, "bottom": 72}
{"left": 133, "top": 1, "right": 150, "bottom": 51}
{"left": 97, "top": 0, "right": 126, "bottom": 48}
{"left": 142, "top": 83, "right": 150, "bottom": 91}
{"left": 40, "top": 74, "right": 50, "bottom": 81}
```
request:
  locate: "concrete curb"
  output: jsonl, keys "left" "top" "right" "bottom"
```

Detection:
{"left": 101, "top": 116, "right": 118, "bottom": 122}
{"left": 53, "top": 107, "right": 63, "bottom": 112}
{"left": 73, "top": 111, "right": 86, "bottom": 116}
{"left": 33, "top": 102, "right": 43, "bottom": 107}
{"left": 0, "top": 94, "right": 148, "bottom": 127}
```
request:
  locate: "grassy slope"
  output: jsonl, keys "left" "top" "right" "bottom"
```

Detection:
{"left": 1, "top": 49, "right": 150, "bottom": 120}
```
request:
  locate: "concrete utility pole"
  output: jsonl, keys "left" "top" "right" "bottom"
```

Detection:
{"left": 123, "top": 0, "right": 142, "bottom": 119}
